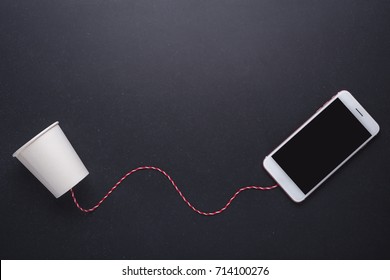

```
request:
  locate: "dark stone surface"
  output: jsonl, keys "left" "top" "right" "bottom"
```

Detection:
{"left": 1, "top": 0, "right": 389, "bottom": 259}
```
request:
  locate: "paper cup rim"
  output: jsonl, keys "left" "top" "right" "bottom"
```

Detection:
{"left": 13, "top": 121, "right": 60, "bottom": 158}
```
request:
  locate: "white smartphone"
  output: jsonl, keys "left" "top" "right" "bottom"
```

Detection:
{"left": 263, "top": 90, "right": 380, "bottom": 203}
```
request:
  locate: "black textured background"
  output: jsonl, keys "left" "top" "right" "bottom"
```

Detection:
{"left": 1, "top": 0, "right": 389, "bottom": 259}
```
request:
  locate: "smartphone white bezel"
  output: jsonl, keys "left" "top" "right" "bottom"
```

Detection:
{"left": 263, "top": 90, "right": 380, "bottom": 203}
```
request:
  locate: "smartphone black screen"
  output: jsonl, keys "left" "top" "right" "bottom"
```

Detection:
{"left": 272, "top": 98, "right": 371, "bottom": 194}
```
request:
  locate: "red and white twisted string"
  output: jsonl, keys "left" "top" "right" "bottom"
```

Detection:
{"left": 70, "top": 166, "right": 278, "bottom": 216}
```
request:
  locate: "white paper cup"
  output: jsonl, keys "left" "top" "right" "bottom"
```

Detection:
{"left": 13, "top": 121, "right": 89, "bottom": 198}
